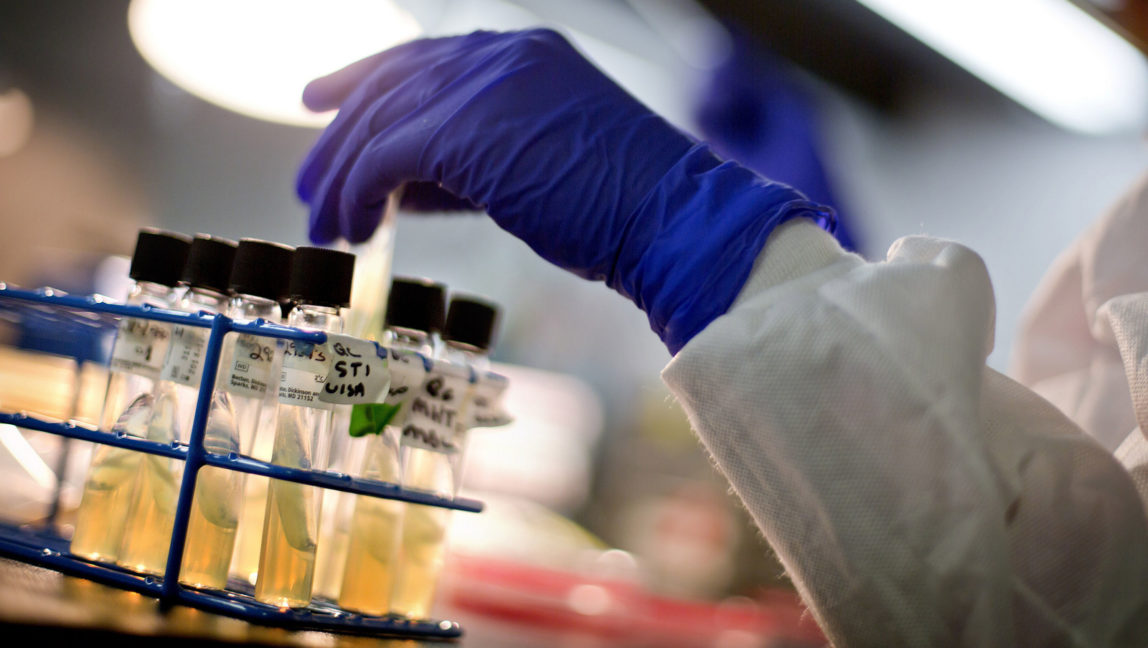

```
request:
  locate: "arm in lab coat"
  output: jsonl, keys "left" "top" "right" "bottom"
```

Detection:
{"left": 662, "top": 219, "right": 1148, "bottom": 647}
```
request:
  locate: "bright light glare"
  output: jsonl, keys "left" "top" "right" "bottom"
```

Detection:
{"left": 128, "top": 0, "right": 422, "bottom": 128}
{"left": 0, "top": 425, "right": 57, "bottom": 491}
{"left": 0, "top": 88, "right": 34, "bottom": 157}
{"left": 857, "top": 0, "right": 1148, "bottom": 134}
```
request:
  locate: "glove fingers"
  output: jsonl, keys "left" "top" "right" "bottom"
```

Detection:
{"left": 297, "top": 32, "right": 506, "bottom": 204}
{"left": 400, "top": 181, "right": 481, "bottom": 212}
{"left": 306, "top": 64, "right": 478, "bottom": 243}
{"left": 298, "top": 37, "right": 474, "bottom": 203}
{"left": 302, "top": 33, "right": 493, "bottom": 111}
{"left": 302, "top": 49, "right": 393, "bottom": 112}
{"left": 337, "top": 122, "right": 433, "bottom": 242}
{"left": 306, "top": 149, "right": 352, "bottom": 244}
{"left": 305, "top": 116, "right": 383, "bottom": 242}
{"left": 306, "top": 96, "right": 388, "bottom": 243}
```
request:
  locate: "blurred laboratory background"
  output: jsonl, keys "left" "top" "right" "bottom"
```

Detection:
{"left": 1, "top": 0, "right": 1147, "bottom": 643}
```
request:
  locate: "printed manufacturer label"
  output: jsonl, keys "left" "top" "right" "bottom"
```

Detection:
{"left": 278, "top": 339, "right": 332, "bottom": 409}
{"left": 160, "top": 325, "right": 209, "bottom": 387}
{"left": 110, "top": 317, "right": 172, "bottom": 380}
{"left": 223, "top": 334, "right": 276, "bottom": 399}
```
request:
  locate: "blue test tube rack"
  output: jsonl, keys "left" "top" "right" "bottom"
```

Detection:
{"left": 0, "top": 284, "right": 483, "bottom": 640}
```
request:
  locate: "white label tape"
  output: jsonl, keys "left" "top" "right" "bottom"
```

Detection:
{"left": 469, "top": 373, "right": 513, "bottom": 428}
{"left": 384, "top": 349, "right": 428, "bottom": 408}
{"left": 319, "top": 334, "right": 390, "bottom": 405}
{"left": 400, "top": 361, "right": 471, "bottom": 454}
{"left": 110, "top": 317, "right": 171, "bottom": 380}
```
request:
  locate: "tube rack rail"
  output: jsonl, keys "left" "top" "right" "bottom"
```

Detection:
{"left": 0, "top": 284, "right": 482, "bottom": 640}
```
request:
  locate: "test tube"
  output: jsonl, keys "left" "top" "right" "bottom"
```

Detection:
{"left": 72, "top": 230, "right": 190, "bottom": 563}
{"left": 228, "top": 325, "right": 287, "bottom": 587}
{"left": 336, "top": 278, "right": 444, "bottom": 615}
{"left": 255, "top": 247, "right": 355, "bottom": 608}
{"left": 390, "top": 294, "right": 499, "bottom": 619}
{"left": 117, "top": 235, "right": 237, "bottom": 576}
{"left": 180, "top": 239, "right": 294, "bottom": 590}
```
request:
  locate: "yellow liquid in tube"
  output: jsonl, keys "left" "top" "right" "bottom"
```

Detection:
{"left": 71, "top": 395, "right": 152, "bottom": 561}
{"left": 255, "top": 479, "right": 318, "bottom": 606}
{"left": 180, "top": 392, "right": 243, "bottom": 589}
{"left": 390, "top": 504, "right": 449, "bottom": 619}
{"left": 76, "top": 275, "right": 178, "bottom": 560}
{"left": 255, "top": 406, "right": 323, "bottom": 607}
{"left": 230, "top": 475, "right": 269, "bottom": 585}
{"left": 180, "top": 467, "right": 241, "bottom": 587}
{"left": 391, "top": 445, "right": 457, "bottom": 619}
{"left": 229, "top": 347, "right": 282, "bottom": 585}
{"left": 116, "top": 387, "right": 181, "bottom": 574}
{"left": 340, "top": 498, "right": 403, "bottom": 614}
{"left": 337, "top": 433, "right": 402, "bottom": 615}
{"left": 254, "top": 297, "right": 344, "bottom": 608}
{"left": 115, "top": 284, "right": 230, "bottom": 575}
{"left": 117, "top": 455, "right": 180, "bottom": 574}
{"left": 312, "top": 488, "right": 351, "bottom": 600}
{"left": 70, "top": 449, "right": 139, "bottom": 561}
{"left": 312, "top": 407, "right": 359, "bottom": 600}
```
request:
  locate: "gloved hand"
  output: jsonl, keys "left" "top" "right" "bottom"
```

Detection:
{"left": 297, "top": 29, "right": 834, "bottom": 353}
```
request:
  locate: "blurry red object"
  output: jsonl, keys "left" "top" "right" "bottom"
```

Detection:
{"left": 442, "top": 553, "right": 825, "bottom": 647}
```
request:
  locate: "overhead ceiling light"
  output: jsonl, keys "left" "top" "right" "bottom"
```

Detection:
{"left": 855, "top": 0, "right": 1148, "bottom": 135}
{"left": 127, "top": 0, "right": 422, "bottom": 128}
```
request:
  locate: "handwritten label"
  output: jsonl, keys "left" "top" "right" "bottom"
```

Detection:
{"left": 110, "top": 317, "right": 171, "bottom": 380}
{"left": 160, "top": 325, "right": 209, "bottom": 387}
{"left": 223, "top": 334, "right": 276, "bottom": 399}
{"left": 319, "top": 334, "right": 389, "bottom": 405}
{"left": 469, "top": 373, "right": 513, "bottom": 428}
{"left": 278, "top": 339, "right": 331, "bottom": 409}
{"left": 400, "top": 362, "right": 470, "bottom": 454}
{"left": 384, "top": 349, "right": 428, "bottom": 408}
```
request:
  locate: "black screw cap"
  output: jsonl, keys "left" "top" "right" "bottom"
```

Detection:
{"left": 289, "top": 247, "right": 355, "bottom": 308}
{"left": 385, "top": 277, "right": 446, "bottom": 334}
{"left": 444, "top": 295, "right": 499, "bottom": 352}
{"left": 182, "top": 234, "right": 238, "bottom": 294}
{"left": 129, "top": 229, "right": 191, "bottom": 287}
{"left": 230, "top": 239, "right": 294, "bottom": 302}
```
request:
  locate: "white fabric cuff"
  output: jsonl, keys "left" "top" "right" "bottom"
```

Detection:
{"left": 733, "top": 218, "right": 852, "bottom": 308}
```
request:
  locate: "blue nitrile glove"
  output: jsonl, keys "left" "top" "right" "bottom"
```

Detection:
{"left": 297, "top": 29, "right": 835, "bottom": 354}
{"left": 694, "top": 31, "right": 858, "bottom": 251}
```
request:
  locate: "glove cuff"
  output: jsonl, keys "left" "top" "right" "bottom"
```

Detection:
{"left": 611, "top": 144, "right": 836, "bottom": 354}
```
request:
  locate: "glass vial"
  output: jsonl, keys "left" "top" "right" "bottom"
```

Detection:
{"left": 72, "top": 229, "right": 190, "bottom": 563}
{"left": 181, "top": 239, "right": 294, "bottom": 590}
{"left": 343, "top": 190, "right": 399, "bottom": 341}
{"left": 117, "top": 235, "right": 237, "bottom": 576}
{"left": 229, "top": 325, "right": 287, "bottom": 587}
{"left": 255, "top": 247, "right": 355, "bottom": 608}
{"left": 390, "top": 294, "right": 499, "bottom": 619}
{"left": 336, "top": 277, "right": 444, "bottom": 615}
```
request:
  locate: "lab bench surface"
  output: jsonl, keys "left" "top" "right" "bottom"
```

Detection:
{"left": 0, "top": 557, "right": 659, "bottom": 648}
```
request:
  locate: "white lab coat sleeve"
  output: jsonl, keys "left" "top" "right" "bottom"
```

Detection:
{"left": 662, "top": 219, "right": 1148, "bottom": 647}
{"left": 1011, "top": 171, "right": 1148, "bottom": 450}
